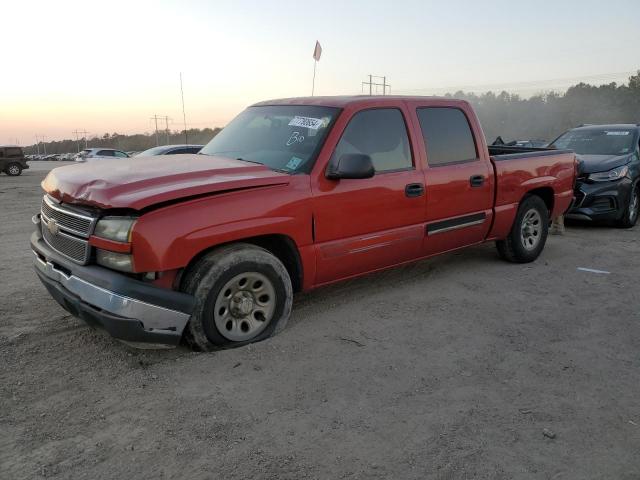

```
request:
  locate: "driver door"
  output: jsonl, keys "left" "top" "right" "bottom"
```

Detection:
{"left": 312, "top": 107, "right": 426, "bottom": 285}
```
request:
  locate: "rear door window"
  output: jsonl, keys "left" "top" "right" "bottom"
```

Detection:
{"left": 5, "top": 147, "right": 22, "bottom": 157}
{"left": 114, "top": 151, "right": 128, "bottom": 157}
{"left": 332, "top": 108, "right": 413, "bottom": 172}
{"left": 417, "top": 107, "right": 478, "bottom": 166}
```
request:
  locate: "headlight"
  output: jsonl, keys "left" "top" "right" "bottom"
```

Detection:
{"left": 588, "top": 165, "right": 629, "bottom": 182}
{"left": 96, "top": 249, "right": 134, "bottom": 272}
{"left": 94, "top": 217, "right": 136, "bottom": 242}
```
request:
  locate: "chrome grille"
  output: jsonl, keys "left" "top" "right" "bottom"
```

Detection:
{"left": 41, "top": 222, "right": 91, "bottom": 263}
{"left": 41, "top": 196, "right": 94, "bottom": 237}
{"left": 40, "top": 195, "right": 96, "bottom": 264}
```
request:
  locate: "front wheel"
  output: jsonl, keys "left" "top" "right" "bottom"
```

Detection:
{"left": 617, "top": 183, "right": 639, "bottom": 228}
{"left": 496, "top": 195, "right": 549, "bottom": 263}
{"left": 5, "top": 162, "right": 22, "bottom": 176}
{"left": 181, "top": 243, "right": 293, "bottom": 351}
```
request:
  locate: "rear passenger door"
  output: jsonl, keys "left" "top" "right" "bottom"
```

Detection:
{"left": 414, "top": 105, "right": 494, "bottom": 255}
{"left": 312, "top": 107, "right": 426, "bottom": 284}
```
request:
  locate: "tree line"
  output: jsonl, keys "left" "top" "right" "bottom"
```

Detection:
{"left": 27, "top": 128, "right": 222, "bottom": 155}
{"left": 448, "top": 71, "right": 640, "bottom": 142}
{"left": 26, "top": 71, "right": 640, "bottom": 154}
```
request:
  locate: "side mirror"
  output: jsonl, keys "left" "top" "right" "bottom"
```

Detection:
{"left": 326, "top": 154, "right": 375, "bottom": 180}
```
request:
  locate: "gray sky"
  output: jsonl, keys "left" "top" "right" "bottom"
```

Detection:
{"left": 2, "top": 0, "right": 639, "bottom": 143}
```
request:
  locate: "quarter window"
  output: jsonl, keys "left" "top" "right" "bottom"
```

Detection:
{"left": 5, "top": 147, "right": 22, "bottom": 157}
{"left": 98, "top": 150, "right": 115, "bottom": 157}
{"left": 417, "top": 107, "right": 478, "bottom": 166}
{"left": 332, "top": 109, "right": 412, "bottom": 172}
{"left": 114, "top": 150, "right": 128, "bottom": 157}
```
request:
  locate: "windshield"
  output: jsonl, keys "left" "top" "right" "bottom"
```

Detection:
{"left": 199, "top": 105, "right": 339, "bottom": 173}
{"left": 550, "top": 129, "right": 636, "bottom": 155}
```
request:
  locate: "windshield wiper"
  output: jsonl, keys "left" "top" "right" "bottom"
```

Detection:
{"left": 235, "top": 157, "right": 263, "bottom": 165}
{"left": 236, "top": 157, "right": 290, "bottom": 174}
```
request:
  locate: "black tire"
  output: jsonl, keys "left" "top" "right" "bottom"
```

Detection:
{"left": 181, "top": 243, "right": 293, "bottom": 351}
{"left": 5, "top": 163, "right": 22, "bottom": 176}
{"left": 616, "top": 182, "right": 639, "bottom": 228}
{"left": 496, "top": 195, "right": 549, "bottom": 263}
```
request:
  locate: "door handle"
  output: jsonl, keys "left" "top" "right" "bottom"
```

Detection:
{"left": 470, "top": 175, "right": 485, "bottom": 187}
{"left": 405, "top": 183, "right": 425, "bottom": 198}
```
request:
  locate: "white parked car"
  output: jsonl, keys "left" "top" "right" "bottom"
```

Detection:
{"left": 75, "top": 148, "right": 130, "bottom": 162}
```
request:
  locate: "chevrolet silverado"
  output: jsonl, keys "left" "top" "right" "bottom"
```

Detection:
{"left": 31, "top": 96, "right": 577, "bottom": 350}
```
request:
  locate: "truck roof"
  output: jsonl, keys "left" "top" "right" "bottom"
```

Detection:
{"left": 252, "top": 95, "right": 468, "bottom": 108}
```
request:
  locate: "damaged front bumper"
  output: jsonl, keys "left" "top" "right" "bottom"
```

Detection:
{"left": 31, "top": 229, "right": 194, "bottom": 347}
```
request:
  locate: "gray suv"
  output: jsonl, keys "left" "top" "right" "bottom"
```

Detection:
{"left": 0, "top": 146, "right": 29, "bottom": 176}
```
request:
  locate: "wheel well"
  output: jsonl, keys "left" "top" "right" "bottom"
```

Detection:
{"left": 525, "top": 187, "right": 554, "bottom": 214}
{"left": 182, "top": 234, "right": 304, "bottom": 293}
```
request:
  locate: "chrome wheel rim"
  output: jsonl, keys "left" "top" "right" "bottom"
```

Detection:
{"left": 520, "top": 208, "right": 542, "bottom": 251}
{"left": 8, "top": 165, "right": 19, "bottom": 175}
{"left": 213, "top": 272, "right": 276, "bottom": 342}
{"left": 629, "top": 188, "right": 639, "bottom": 222}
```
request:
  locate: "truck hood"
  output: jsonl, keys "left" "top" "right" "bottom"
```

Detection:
{"left": 577, "top": 153, "right": 632, "bottom": 174}
{"left": 42, "top": 154, "right": 290, "bottom": 210}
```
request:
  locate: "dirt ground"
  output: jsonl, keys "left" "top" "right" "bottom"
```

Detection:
{"left": 2, "top": 162, "right": 639, "bottom": 479}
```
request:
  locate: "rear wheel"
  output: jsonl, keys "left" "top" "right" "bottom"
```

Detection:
{"left": 496, "top": 195, "right": 549, "bottom": 263}
{"left": 181, "top": 243, "right": 293, "bottom": 351}
{"left": 5, "top": 163, "right": 22, "bottom": 176}
{"left": 617, "top": 183, "right": 639, "bottom": 228}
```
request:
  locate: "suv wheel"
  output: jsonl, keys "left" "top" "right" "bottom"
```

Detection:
{"left": 181, "top": 243, "right": 293, "bottom": 351}
{"left": 496, "top": 195, "right": 549, "bottom": 263}
{"left": 5, "top": 163, "right": 22, "bottom": 176}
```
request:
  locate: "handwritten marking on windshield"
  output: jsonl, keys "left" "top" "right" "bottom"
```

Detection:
{"left": 286, "top": 131, "right": 305, "bottom": 146}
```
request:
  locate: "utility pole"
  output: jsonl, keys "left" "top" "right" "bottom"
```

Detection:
{"left": 150, "top": 115, "right": 161, "bottom": 146}
{"left": 362, "top": 75, "right": 390, "bottom": 95}
{"left": 180, "top": 73, "right": 188, "bottom": 144}
{"left": 34, "top": 135, "right": 40, "bottom": 155}
{"left": 73, "top": 129, "right": 90, "bottom": 151}
{"left": 73, "top": 130, "right": 80, "bottom": 152}
{"left": 164, "top": 116, "right": 171, "bottom": 145}
{"left": 150, "top": 115, "right": 170, "bottom": 145}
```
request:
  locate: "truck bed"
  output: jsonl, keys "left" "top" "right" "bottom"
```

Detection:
{"left": 488, "top": 145, "right": 566, "bottom": 158}
{"left": 487, "top": 148, "right": 577, "bottom": 240}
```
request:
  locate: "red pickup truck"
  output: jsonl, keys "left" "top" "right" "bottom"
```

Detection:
{"left": 31, "top": 96, "right": 576, "bottom": 350}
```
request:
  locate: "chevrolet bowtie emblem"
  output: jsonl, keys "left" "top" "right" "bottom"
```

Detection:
{"left": 47, "top": 218, "right": 60, "bottom": 236}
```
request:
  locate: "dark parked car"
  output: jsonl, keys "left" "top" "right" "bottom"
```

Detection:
{"left": 137, "top": 144, "right": 203, "bottom": 156}
{"left": 549, "top": 124, "right": 640, "bottom": 227}
{"left": 0, "top": 145, "right": 30, "bottom": 176}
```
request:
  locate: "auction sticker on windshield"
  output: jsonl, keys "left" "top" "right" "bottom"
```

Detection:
{"left": 288, "top": 116, "right": 324, "bottom": 130}
{"left": 606, "top": 131, "right": 630, "bottom": 135}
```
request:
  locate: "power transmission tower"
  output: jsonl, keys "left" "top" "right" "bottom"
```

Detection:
{"left": 72, "top": 129, "right": 90, "bottom": 152}
{"left": 38, "top": 135, "right": 47, "bottom": 155}
{"left": 151, "top": 115, "right": 161, "bottom": 146}
{"left": 362, "top": 75, "right": 391, "bottom": 95}
{"left": 150, "top": 115, "right": 169, "bottom": 146}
